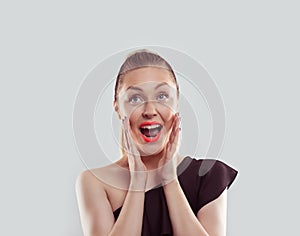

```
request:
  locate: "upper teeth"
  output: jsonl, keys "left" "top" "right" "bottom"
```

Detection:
{"left": 140, "top": 124, "right": 161, "bottom": 129}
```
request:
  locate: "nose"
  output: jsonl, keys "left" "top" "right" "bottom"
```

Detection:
{"left": 142, "top": 101, "right": 157, "bottom": 119}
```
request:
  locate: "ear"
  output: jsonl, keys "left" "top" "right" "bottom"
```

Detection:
{"left": 113, "top": 100, "right": 121, "bottom": 120}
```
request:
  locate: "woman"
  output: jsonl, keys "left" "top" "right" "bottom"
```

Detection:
{"left": 76, "top": 49, "right": 238, "bottom": 236}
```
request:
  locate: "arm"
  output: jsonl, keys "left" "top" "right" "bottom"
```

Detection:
{"left": 75, "top": 170, "right": 146, "bottom": 236}
{"left": 197, "top": 188, "right": 227, "bottom": 236}
{"left": 163, "top": 179, "right": 227, "bottom": 236}
{"left": 160, "top": 114, "right": 230, "bottom": 235}
{"left": 75, "top": 170, "right": 114, "bottom": 236}
{"left": 76, "top": 117, "right": 148, "bottom": 236}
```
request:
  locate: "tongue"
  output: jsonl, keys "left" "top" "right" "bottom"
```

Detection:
{"left": 142, "top": 128, "right": 160, "bottom": 137}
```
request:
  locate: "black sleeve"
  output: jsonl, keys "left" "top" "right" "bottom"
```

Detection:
{"left": 195, "top": 159, "right": 238, "bottom": 212}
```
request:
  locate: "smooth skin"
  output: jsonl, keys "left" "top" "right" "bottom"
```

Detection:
{"left": 76, "top": 67, "right": 227, "bottom": 236}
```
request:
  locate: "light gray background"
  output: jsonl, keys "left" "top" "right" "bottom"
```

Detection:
{"left": 1, "top": 1, "right": 299, "bottom": 235}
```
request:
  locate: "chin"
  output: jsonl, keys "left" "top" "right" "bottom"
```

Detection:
{"left": 135, "top": 130, "right": 169, "bottom": 157}
{"left": 137, "top": 143, "right": 164, "bottom": 156}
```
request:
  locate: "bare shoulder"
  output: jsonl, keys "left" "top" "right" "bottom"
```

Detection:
{"left": 196, "top": 189, "right": 227, "bottom": 236}
{"left": 75, "top": 164, "right": 117, "bottom": 192}
{"left": 75, "top": 168, "right": 107, "bottom": 204}
{"left": 76, "top": 169, "right": 102, "bottom": 189}
{"left": 86, "top": 162, "right": 130, "bottom": 190}
{"left": 75, "top": 166, "right": 118, "bottom": 235}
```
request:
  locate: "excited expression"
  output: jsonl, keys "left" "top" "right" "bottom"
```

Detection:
{"left": 115, "top": 67, "right": 179, "bottom": 156}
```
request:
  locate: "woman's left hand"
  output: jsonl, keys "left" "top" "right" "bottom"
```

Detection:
{"left": 158, "top": 113, "right": 181, "bottom": 185}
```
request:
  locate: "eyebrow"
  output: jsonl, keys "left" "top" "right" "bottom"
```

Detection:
{"left": 126, "top": 82, "right": 171, "bottom": 91}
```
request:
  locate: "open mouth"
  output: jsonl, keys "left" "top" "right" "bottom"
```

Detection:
{"left": 139, "top": 122, "right": 163, "bottom": 142}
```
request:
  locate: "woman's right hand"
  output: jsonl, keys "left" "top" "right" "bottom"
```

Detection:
{"left": 123, "top": 116, "right": 148, "bottom": 191}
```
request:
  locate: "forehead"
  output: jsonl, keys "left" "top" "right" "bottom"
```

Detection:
{"left": 121, "top": 67, "right": 176, "bottom": 89}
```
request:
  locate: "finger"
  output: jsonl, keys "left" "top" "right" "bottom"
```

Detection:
{"left": 125, "top": 119, "right": 136, "bottom": 156}
{"left": 124, "top": 117, "right": 140, "bottom": 158}
{"left": 173, "top": 114, "right": 180, "bottom": 132}
{"left": 124, "top": 125, "right": 130, "bottom": 155}
{"left": 174, "top": 115, "right": 180, "bottom": 140}
{"left": 168, "top": 115, "right": 176, "bottom": 143}
{"left": 174, "top": 126, "right": 180, "bottom": 147}
{"left": 168, "top": 119, "right": 181, "bottom": 156}
{"left": 125, "top": 126, "right": 135, "bottom": 157}
{"left": 170, "top": 115, "right": 179, "bottom": 144}
{"left": 174, "top": 126, "right": 181, "bottom": 153}
{"left": 123, "top": 117, "right": 132, "bottom": 155}
{"left": 123, "top": 124, "right": 136, "bottom": 168}
{"left": 167, "top": 143, "right": 173, "bottom": 160}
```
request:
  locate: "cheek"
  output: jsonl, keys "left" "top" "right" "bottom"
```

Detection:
{"left": 159, "top": 108, "right": 175, "bottom": 131}
{"left": 129, "top": 112, "right": 140, "bottom": 127}
{"left": 158, "top": 100, "right": 176, "bottom": 117}
{"left": 117, "top": 100, "right": 137, "bottom": 118}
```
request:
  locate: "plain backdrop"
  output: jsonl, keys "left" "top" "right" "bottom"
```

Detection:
{"left": 1, "top": 1, "right": 299, "bottom": 235}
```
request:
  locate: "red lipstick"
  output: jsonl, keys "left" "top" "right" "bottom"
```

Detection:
{"left": 139, "top": 121, "right": 163, "bottom": 143}
{"left": 139, "top": 121, "right": 162, "bottom": 128}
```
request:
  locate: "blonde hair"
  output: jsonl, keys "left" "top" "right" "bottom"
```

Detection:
{"left": 114, "top": 49, "right": 179, "bottom": 156}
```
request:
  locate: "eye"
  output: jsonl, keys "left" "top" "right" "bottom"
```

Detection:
{"left": 128, "top": 94, "right": 144, "bottom": 104}
{"left": 156, "top": 92, "right": 169, "bottom": 101}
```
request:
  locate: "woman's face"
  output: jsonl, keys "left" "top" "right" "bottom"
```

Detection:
{"left": 115, "top": 67, "right": 179, "bottom": 156}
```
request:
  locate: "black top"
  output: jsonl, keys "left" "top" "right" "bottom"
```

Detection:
{"left": 113, "top": 156, "right": 238, "bottom": 235}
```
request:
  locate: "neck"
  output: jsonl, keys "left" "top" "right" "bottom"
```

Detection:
{"left": 140, "top": 149, "right": 165, "bottom": 170}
